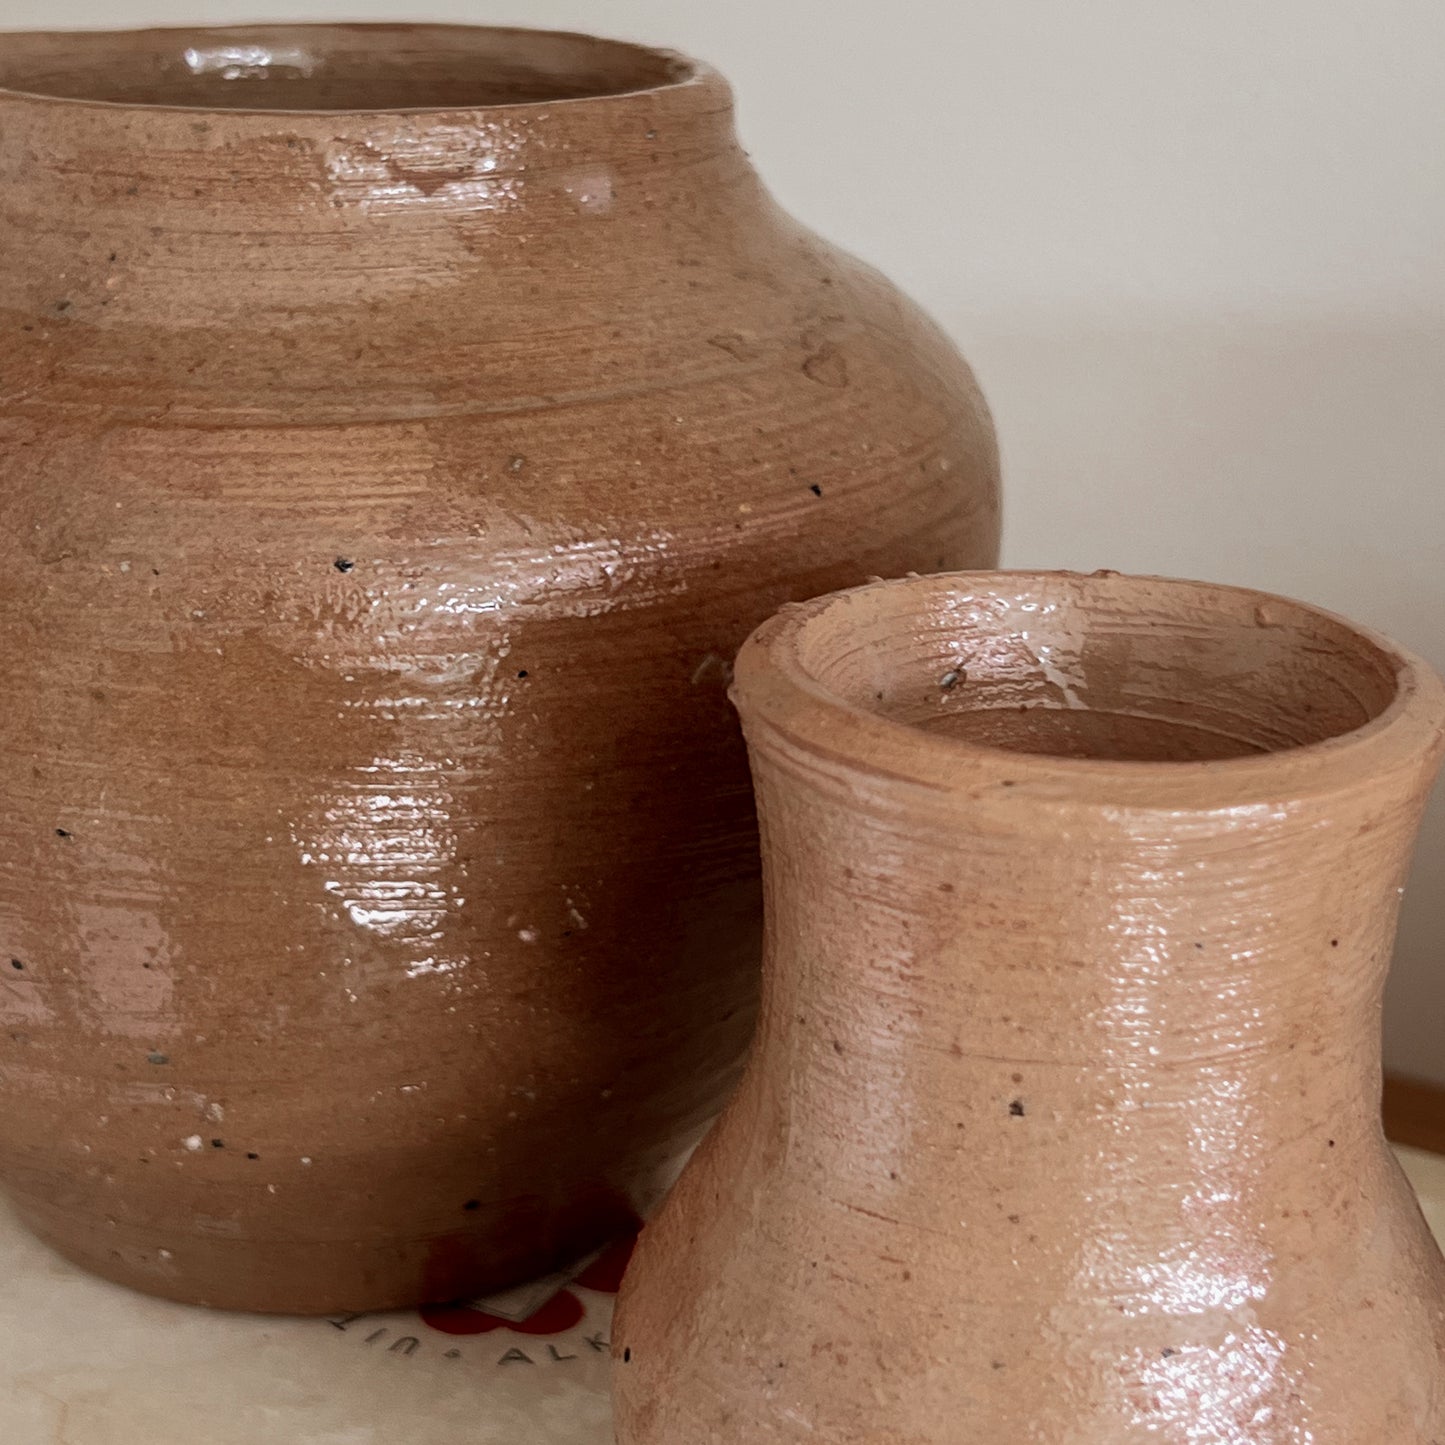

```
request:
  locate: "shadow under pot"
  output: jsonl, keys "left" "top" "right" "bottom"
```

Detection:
{"left": 0, "top": 24, "right": 1000, "bottom": 1313}
{"left": 613, "top": 569, "right": 1445, "bottom": 1444}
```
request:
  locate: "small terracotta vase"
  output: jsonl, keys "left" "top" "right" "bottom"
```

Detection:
{"left": 614, "top": 571, "right": 1445, "bottom": 1443}
{"left": 0, "top": 26, "right": 999, "bottom": 1313}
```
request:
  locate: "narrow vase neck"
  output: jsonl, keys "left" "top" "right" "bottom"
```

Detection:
{"left": 750, "top": 735, "right": 1428, "bottom": 1148}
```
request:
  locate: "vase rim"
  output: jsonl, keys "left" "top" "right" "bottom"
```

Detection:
{"left": 732, "top": 569, "right": 1445, "bottom": 811}
{"left": 0, "top": 22, "right": 718, "bottom": 118}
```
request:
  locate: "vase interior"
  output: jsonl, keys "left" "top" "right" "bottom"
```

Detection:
{"left": 792, "top": 573, "right": 1402, "bottom": 763}
{"left": 0, "top": 25, "right": 690, "bottom": 111}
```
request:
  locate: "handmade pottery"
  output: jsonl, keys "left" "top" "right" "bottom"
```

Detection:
{"left": 614, "top": 571, "right": 1445, "bottom": 1443}
{"left": 0, "top": 26, "right": 1000, "bottom": 1312}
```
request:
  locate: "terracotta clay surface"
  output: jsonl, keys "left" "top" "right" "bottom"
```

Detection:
{"left": 0, "top": 26, "right": 999, "bottom": 1313}
{"left": 613, "top": 571, "right": 1445, "bottom": 1443}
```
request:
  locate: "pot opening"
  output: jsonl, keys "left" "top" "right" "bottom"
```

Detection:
{"left": 0, "top": 24, "right": 693, "bottom": 112}
{"left": 790, "top": 573, "right": 1403, "bottom": 764}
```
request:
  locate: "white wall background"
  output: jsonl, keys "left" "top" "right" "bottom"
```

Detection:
{"left": 4, "top": 0, "right": 1443, "bottom": 1082}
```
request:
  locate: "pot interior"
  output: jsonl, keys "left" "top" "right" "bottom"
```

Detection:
{"left": 0, "top": 25, "right": 690, "bottom": 111}
{"left": 791, "top": 573, "right": 1403, "bottom": 763}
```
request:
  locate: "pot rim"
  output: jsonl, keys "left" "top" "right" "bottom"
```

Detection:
{"left": 0, "top": 22, "right": 716, "bottom": 118}
{"left": 731, "top": 569, "right": 1445, "bottom": 811}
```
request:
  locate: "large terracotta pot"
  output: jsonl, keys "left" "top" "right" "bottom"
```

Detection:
{"left": 614, "top": 571, "right": 1445, "bottom": 1443}
{"left": 0, "top": 26, "right": 1000, "bottom": 1312}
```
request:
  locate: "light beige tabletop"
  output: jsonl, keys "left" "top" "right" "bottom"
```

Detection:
{"left": 2, "top": 1147, "right": 1442, "bottom": 1444}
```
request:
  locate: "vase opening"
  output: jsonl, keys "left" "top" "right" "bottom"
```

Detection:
{"left": 787, "top": 573, "right": 1403, "bottom": 764}
{"left": 0, "top": 24, "right": 694, "bottom": 112}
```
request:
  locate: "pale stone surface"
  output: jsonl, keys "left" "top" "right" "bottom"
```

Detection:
{"left": 0, "top": 1149, "right": 1440, "bottom": 1443}
{"left": 0, "top": 1194, "right": 614, "bottom": 1445}
{"left": 1400, "top": 1144, "right": 1445, "bottom": 1245}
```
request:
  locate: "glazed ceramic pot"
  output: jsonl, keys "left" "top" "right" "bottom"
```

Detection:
{"left": 0, "top": 26, "right": 1000, "bottom": 1313}
{"left": 614, "top": 571, "right": 1445, "bottom": 1443}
